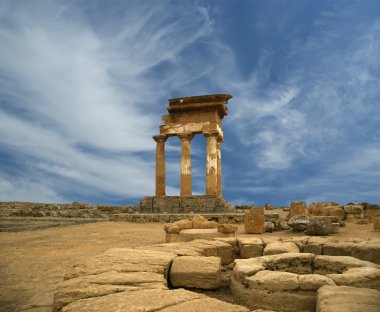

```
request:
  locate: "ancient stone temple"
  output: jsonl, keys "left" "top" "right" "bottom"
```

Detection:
{"left": 140, "top": 94, "right": 235, "bottom": 213}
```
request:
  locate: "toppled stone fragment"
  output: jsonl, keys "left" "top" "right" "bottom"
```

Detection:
{"left": 170, "top": 256, "right": 221, "bottom": 289}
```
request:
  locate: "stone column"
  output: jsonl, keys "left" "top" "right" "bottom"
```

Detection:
{"left": 217, "top": 137, "right": 223, "bottom": 197}
{"left": 179, "top": 132, "right": 194, "bottom": 196}
{"left": 153, "top": 134, "right": 168, "bottom": 196}
{"left": 204, "top": 132, "right": 218, "bottom": 196}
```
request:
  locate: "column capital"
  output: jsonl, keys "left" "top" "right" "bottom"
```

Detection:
{"left": 203, "top": 131, "right": 219, "bottom": 139}
{"left": 178, "top": 132, "right": 194, "bottom": 141}
{"left": 153, "top": 134, "right": 168, "bottom": 143}
{"left": 217, "top": 136, "right": 224, "bottom": 144}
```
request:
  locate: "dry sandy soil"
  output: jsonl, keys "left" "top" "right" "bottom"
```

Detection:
{"left": 0, "top": 221, "right": 378, "bottom": 312}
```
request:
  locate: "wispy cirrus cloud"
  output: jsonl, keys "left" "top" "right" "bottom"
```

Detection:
{"left": 0, "top": 0, "right": 213, "bottom": 203}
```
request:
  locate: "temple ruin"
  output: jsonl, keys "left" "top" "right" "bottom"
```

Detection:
{"left": 140, "top": 94, "right": 235, "bottom": 213}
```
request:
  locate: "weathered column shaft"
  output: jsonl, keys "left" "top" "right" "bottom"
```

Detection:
{"left": 179, "top": 133, "right": 194, "bottom": 196}
{"left": 153, "top": 135, "right": 167, "bottom": 196}
{"left": 217, "top": 140, "right": 222, "bottom": 197}
{"left": 205, "top": 133, "right": 218, "bottom": 195}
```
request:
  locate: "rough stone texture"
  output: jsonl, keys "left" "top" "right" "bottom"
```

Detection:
{"left": 264, "top": 213, "right": 280, "bottom": 230}
{"left": 264, "top": 221, "right": 275, "bottom": 232}
{"left": 351, "top": 239, "right": 380, "bottom": 264}
{"left": 61, "top": 288, "right": 202, "bottom": 312}
{"left": 244, "top": 207, "right": 264, "bottom": 234}
{"left": 159, "top": 297, "right": 250, "bottom": 312}
{"left": 305, "top": 219, "right": 333, "bottom": 236}
{"left": 313, "top": 255, "right": 379, "bottom": 275}
{"left": 263, "top": 241, "right": 299, "bottom": 255}
{"left": 287, "top": 215, "right": 310, "bottom": 231}
{"left": 218, "top": 223, "right": 237, "bottom": 234}
{"left": 289, "top": 200, "right": 308, "bottom": 218}
{"left": 326, "top": 267, "right": 380, "bottom": 290}
{"left": 140, "top": 196, "right": 234, "bottom": 213}
{"left": 311, "top": 206, "right": 345, "bottom": 221}
{"left": 309, "top": 202, "right": 340, "bottom": 214}
{"left": 231, "top": 252, "right": 379, "bottom": 312}
{"left": 233, "top": 253, "right": 315, "bottom": 282}
{"left": 323, "top": 242, "right": 356, "bottom": 256}
{"left": 366, "top": 210, "right": 380, "bottom": 222}
{"left": 110, "top": 212, "right": 244, "bottom": 224}
{"left": 169, "top": 256, "right": 221, "bottom": 289}
{"left": 343, "top": 205, "right": 364, "bottom": 215}
{"left": 164, "top": 224, "right": 180, "bottom": 234}
{"left": 298, "top": 274, "right": 335, "bottom": 290}
{"left": 191, "top": 215, "right": 219, "bottom": 229}
{"left": 316, "top": 285, "right": 380, "bottom": 312}
{"left": 237, "top": 237, "right": 264, "bottom": 259}
{"left": 281, "top": 236, "right": 310, "bottom": 250}
{"left": 247, "top": 270, "right": 299, "bottom": 291}
{"left": 178, "top": 228, "right": 223, "bottom": 242}
{"left": 173, "top": 219, "right": 192, "bottom": 230}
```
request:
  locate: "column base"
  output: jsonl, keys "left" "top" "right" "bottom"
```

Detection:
{"left": 139, "top": 195, "right": 235, "bottom": 213}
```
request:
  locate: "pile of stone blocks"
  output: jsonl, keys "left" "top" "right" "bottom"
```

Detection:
{"left": 231, "top": 253, "right": 380, "bottom": 311}
{"left": 164, "top": 215, "right": 237, "bottom": 243}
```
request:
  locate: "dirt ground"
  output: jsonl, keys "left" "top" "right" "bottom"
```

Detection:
{"left": 0, "top": 221, "right": 378, "bottom": 312}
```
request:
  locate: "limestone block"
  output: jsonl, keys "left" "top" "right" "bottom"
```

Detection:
{"left": 287, "top": 215, "right": 310, "bottom": 231}
{"left": 241, "top": 244, "right": 264, "bottom": 259}
{"left": 214, "top": 237, "right": 239, "bottom": 255}
{"left": 233, "top": 258, "right": 266, "bottom": 283}
{"left": 264, "top": 213, "right": 280, "bottom": 229}
{"left": 261, "top": 253, "right": 315, "bottom": 275}
{"left": 343, "top": 205, "right": 364, "bottom": 214}
{"left": 164, "top": 224, "right": 180, "bottom": 233}
{"left": 316, "top": 285, "right": 380, "bottom": 312}
{"left": 191, "top": 215, "right": 218, "bottom": 229}
{"left": 244, "top": 207, "right": 265, "bottom": 234}
{"left": 298, "top": 274, "right": 335, "bottom": 290}
{"left": 189, "top": 239, "right": 235, "bottom": 265}
{"left": 231, "top": 282, "right": 316, "bottom": 312}
{"left": 313, "top": 255, "right": 378, "bottom": 275}
{"left": 323, "top": 242, "right": 355, "bottom": 256}
{"left": 305, "top": 219, "right": 333, "bottom": 236}
{"left": 302, "top": 243, "right": 323, "bottom": 255}
{"left": 61, "top": 288, "right": 204, "bottom": 312}
{"left": 326, "top": 267, "right": 380, "bottom": 290}
{"left": 179, "top": 228, "right": 225, "bottom": 242}
{"left": 55, "top": 271, "right": 168, "bottom": 311}
{"left": 237, "top": 237, "right": 264, "bottom": 259}
{"left": 173, "top": 219, "right": 192, "bottom": 230}
{"left": 366, "top": 210, "right": 380, "bottom": 222}
{"left": 289, "top": 200, "right": 308, "bottom": 218}
{"left": 64, "top": 248, "right": 176, "bottom": 280}
{"left": 169, "top": 256, "right": 221, "bottom": 289}
{"left": 264, "top": 253, "right": 314, "bottom": 274}
{"left": 263, "top": 242, "right": 299, "bottom": 255}
{"left": 165, "top": 232, "right": 181, "bottom": 243}
{"left": 218, "top": 224, "right": 237, "bottom": 234}
{"left": 158, "top": 297, "right": 250, "bottom": 312}
{"left": 312, "top": 206, "right": 345, "bottom": 220}
{"left": 351, "top": 240, "right": 380, "bottom": 264}
{"left": 247, "top": 270, "right": 299, "bottom": 291}
{"left": 264, "top": 221, "right": 275, "bottom": 232}
{"left": 281, "top": 236, "right": 310, "bottom": 249}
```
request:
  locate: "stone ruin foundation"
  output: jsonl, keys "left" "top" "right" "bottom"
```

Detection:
{"left": 53, "top": 232, "right": 380, "bottom": 312}
{"left": 140, "top": 94, "right": 235, "bottom": 213}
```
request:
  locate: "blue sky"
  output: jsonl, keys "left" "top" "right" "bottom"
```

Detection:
{"left": 0, "top": 0, "right": 379, "bottom": 206}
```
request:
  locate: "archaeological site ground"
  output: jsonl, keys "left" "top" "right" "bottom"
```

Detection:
{"left": 1, "top": 95, "right": 379, "bottom": 312}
